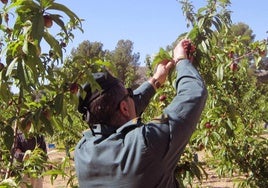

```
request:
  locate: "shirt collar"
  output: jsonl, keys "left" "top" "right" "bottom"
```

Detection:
{"left": 83, "top": 117, "right": 141, "bottom": 137}
{"left": 116, "top": 117, "right": 141, "bottom": 133}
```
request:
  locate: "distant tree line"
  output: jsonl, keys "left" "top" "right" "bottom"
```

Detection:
{"left": 70, "top": 39, "right": 141, "bottom": 88}
{"left": 70, "top": 22, "right": 268, "bottom": 88}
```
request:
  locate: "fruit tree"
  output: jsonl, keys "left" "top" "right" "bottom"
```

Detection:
{"left": 144, "top": 0, "right": 268, "bottom": 187}
{"left": 1, "top": 0, "right": 268, "bottom": 187}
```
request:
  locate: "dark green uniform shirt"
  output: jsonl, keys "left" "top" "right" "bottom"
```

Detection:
{"left": 75, "top": 60, "right": 207, "bottom": 188}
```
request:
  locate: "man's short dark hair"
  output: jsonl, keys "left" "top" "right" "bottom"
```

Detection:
{"left": 78, "top": 71, "right": 126, "bottom": 126}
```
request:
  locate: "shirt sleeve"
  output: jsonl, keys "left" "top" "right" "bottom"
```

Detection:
{"left": 146, "top": 59, "right": 208, "bottom": 157}
{"left": 133, "top": 81, "right": 156, "bottom": 116}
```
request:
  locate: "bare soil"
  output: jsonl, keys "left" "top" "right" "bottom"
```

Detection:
{"left": 44, "top": 149, "right": 71, "bottom": 188}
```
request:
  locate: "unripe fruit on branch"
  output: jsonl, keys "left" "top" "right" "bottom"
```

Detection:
{"left": 159, "top": 95, "right": 167, "bottom": 101}
{"left": 211, "top": 56, "right": 216, "bottom": 61}
{"left": 0, "top": 63, "right": 4, "bottom": 71}
{"left": 184, "top": 43, "right": 196, "bottom": 59}
{"left": 49, "top": 50, "right": 54, "bottom": 58}
{"left": 198, "top": 143, "right": 205, "bottom": 151}
{"left": 259, "top": 50, "right": 267, "bottom": 57}
{"left": 42, "top": 109, "right": 51, "bottom": 120}
{"left": 60, "top": 42, "right": 67, "bottom": 48}
{"left": 228, "top": 51, "right": 234, "bottom": 59}
{"left": 1, "top": 0, "right": 8, "bottom": 4}
{"left": 43, "top": 15, "right": 53, "bottom": 28}
{"left": 204, "top": 122, "right": 212, "bottom": 129}
{"left": 70, "top": 83, "right": 79, "bottom": 94}
{"left": 230, "top": 62, "right": 239, "bottom": 72}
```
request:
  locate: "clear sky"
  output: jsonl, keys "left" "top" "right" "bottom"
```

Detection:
{"left": 55, "top": 0, "right": 268, "bottom": 65}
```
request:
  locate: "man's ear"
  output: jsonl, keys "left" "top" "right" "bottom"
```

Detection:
{"left": 119, "top": 100, "right": 130, "bottom": 117}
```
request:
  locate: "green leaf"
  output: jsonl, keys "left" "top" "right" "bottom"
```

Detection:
{"left": 22, "top": 39, "right": 28, "bottom": 54}
{"left": 190, "top": 162, "right": 202, "bottom": 180}
{"left": 198, "top": 17, "right": 205, "bottom": 29}
{"left": 25, "top": 44, "right": 44, "bottom": 83}
{"left": 95, "top": 59, "right": 116, "bottom": 74}
{"left": 204, "top": 136, "right": 209, "bottom": 146}
{"left": 216, "top": 64, "right": 224, "bottom": 81}
{"left": 44, "top": 119, "right": 54, "bottom": 136}
{"left": 151, "top": 48, "right": 172, "bottom": 69}
{"left": 10, "top": 0, "right": 39, "bottom": 13}
{"left": 43, "top": 32, "right": 62, "bottom": 60}
{"left": 33, "top": 108, "right": 43, "bottom": 122}
{"left": 211, "top": 131, "right": 221, "bottom": 142}
{"left": 31, "top": 12, "right": 45, "bottom": 43}
{"left": 17, "top": 60, "right": 27, "bottom": 87}
{"left": 40, "top": 0, "right": 54, "bottom": 8}
{"left": 186, "top": 25, "right": 199, "bottom": 40}
{"left": 42, "top": 169, "right": 65, "bottom": 176}
{"left": 0, "top": 82, "right": 11, "bottom": 102}
{"left": 61, "top": 100, "right": 67, "bottom": 117}
{"left": 5, "top": 57, "right": 18, "bottom": 77}
{"left": 47, "top": 2, "right": 81, "bottom": 24}
{"left": 18, "top": 0, "right": 40, "bottom": 9}
{"left": 50, "top": 14, "right": 68, "bottom": 36}
{"left": 226, "top": 118, "right": 234, "bottom": 129}
{"left": 255, "top": 56, "right": 262, "bottom": 68}
{"left": 0, "top": 179, "right": 17, "bottom": 186}
{"left": 35, "top": 56, "right": 46, "bottom": 75}
{"left": 54, "top": 93, "right": 64, "bottom": 115}
{"left": 201, "top": 41, "right": 208, "bottom": 53}
{"left": 51, "top": 116, "right": 63, "bottom": 130}
{"left": 4, "top": 125, "right": 14, "bottom": 150}
{"left": 213, "top": 16, "right": 222, "bottom": 32}
{"left": 197, "top": 7, "right": 207, "bottom": 14}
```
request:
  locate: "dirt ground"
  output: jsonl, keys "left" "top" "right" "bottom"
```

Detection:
{"left": 43, "top": 149, "right": 236, "bottom": 188}
{"left": 43, "top": 127, "right": 267, "bottom": 187}
{"left": 44, "top": 149, "right": 71, "bottom": 188}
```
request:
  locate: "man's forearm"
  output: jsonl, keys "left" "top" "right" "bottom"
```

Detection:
{"left": 133, "top": 81, "right": 156, "bottom": 116}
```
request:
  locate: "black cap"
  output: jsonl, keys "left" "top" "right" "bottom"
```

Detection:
{"left": 78, "top": 71, "right": 121, "bottom": 116}
{"left": 92, "top": 72, "right": 120, "bottom": 91}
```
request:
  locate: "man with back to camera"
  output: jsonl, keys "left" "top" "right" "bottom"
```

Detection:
{"left": 74, "top": 39, "right": 208, "bottom": 188}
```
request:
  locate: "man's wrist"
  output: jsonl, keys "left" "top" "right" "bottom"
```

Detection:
{"left": 174, "top": 55, "right": 187, "bottom": 64}
{"left": 149, "top": 77, "right": 161, "bottom": 90}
